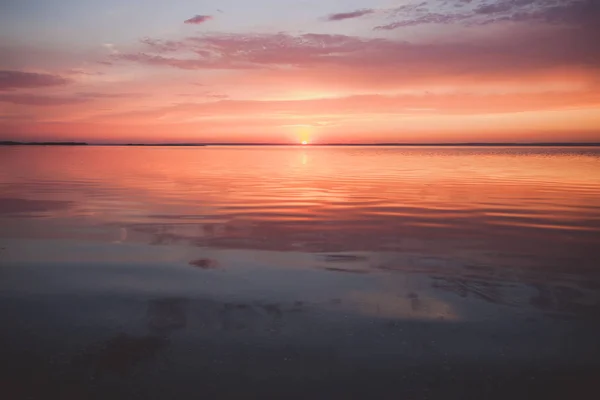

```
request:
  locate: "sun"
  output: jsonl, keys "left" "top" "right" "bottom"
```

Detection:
{"left": 294, "top": 125, "right": 312, "bottom": 145}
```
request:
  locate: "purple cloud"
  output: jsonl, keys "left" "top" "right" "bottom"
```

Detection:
{"left": 0, "top": 94, "right": 86, "bottom": 106}
{"left": 184, "top": 15, "right": 213, "bottom": 24}
{"left": 112, "top": 27, "right": 600, "bottom": 83}
{"left": 76, "top": 92, "right": 146, "bottom": 99}
{"left": 141, "top": 37, "right": 186, "bottom": 52}
{"left": 0, "top": 70, "right": 70, "bottom": 91}
{"left": 377, "top": 0, "right": 597, "bottom": 30}
{"left": 327, "top": 9, "right": 374, "bottom": 21}
{"left": 114, "top": 33, "right": 372, "bottom": 69}
{"left": 0, "top": 91, "right": 145, "bottom": 106}
{"left": 375, "top": 13, "right": 465, "bottom": 30}
{"left": 105, "top": 24, "right": 600, "bottom": 105}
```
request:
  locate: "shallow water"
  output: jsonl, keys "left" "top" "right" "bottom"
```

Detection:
{"left": 1, "top": 146, "right": 600, "bottom": 399}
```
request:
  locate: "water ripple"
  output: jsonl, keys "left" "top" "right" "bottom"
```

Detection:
{"left": 0, "top": 146, "right": 599, "bottom": 256}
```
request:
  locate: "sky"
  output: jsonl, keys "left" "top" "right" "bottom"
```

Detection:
{"left": 1, "top": 0, "right": 599, "bottom": 143}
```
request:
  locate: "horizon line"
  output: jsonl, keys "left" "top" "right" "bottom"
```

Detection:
{"left": 1, "top": 141, "right": 600, "bottom": 147}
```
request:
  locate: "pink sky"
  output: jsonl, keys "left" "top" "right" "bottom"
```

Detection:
{"left": 1, "top": 0, "right": 599, "bottom": 143}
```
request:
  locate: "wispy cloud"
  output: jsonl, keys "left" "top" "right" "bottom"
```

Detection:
{"left": 113, "top": 33, "right": 372, "bottom": 70}
{"left": 376, "top": 0, "right": 599, "bottom": 30}
{"left": 184, "top": 15, "right": 213, "bottom": 24}
{"left": 327, "top": 9, "right": 374, "bottom": 21}
{"left": 0, "top": 93, "right": 86, "bottom": 106}
{"left": 375, "top": 13, "right": 465, "bottom": 30}
{"left": 0, "top": 92, "right": 144, "bottom": 106}
{"left": 76, "top": 92, "right": 146, "bottom": 99}
{"left": 111, "top": 28, "right": 600, "bottom": 82}
{"left": 93, "top": 90, "right": 600, "bottom": 123}
{"left": 140, "top": 37, "right": 186, "bottom": 52}
{"left": 0, "top": 70, "right": 71, "bottom": 91}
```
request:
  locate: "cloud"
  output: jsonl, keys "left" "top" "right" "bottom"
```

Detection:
{"left": 327, "top": 9, "right": 374, "bottom": 21}
{"left": 385, "top": 1, "right": 430, "bottom": 17}
{"left": 114, "top": 33, "right": 376, "bottom": 70}
{"left": 177, "top": 92, "right": 229, "bottom": 100}
{"left": 112, "top": 27, "right": 600, "bottom": 83}
{"left": 90, "top": 86, "right": 600, "bottom": 122}
{"left": 376, "top": 0, "right": 598, "bottom": 30}
{"left": 0, "top": 92, "right": 144, "bottom": 106}
{"left": 102, "top": 43, "right": 119, "bottom": 55}
{"left": 140, "top": 37, "right": 186, "bottom": 53}
{"left": 184, "top": 15, "right": 213, "bottom": 24}
{"left": 205, "top": 93, "right": 229, "bottom": 99}
{"left": 0, "top": 93, "right": 87, "bottom": 106}
{"left": 0, "top": 70, "right": 71, "bottom": 91}
{"left": 114, "top": 53, "right": 228, "bottom": 70}
{"left": 65, "top": 68, "right": 104, "bottom": 76}
{"left": 76, "top": 92, "right": 146, "bottom": 99}
{"left": 375, "top": 13, "right": 466, "bottom": 30}
{"left": 474, "top": 2, "right": 514, "bottom": 14}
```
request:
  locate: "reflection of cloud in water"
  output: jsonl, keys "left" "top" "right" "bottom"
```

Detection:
{"left": 72, "top": 333, "right": 168, "bottom": 377}
{"left": 189, "top": 299, "right": 309, "bottom": 334}
{"left": 69, "top": 296, "right": 315, "bottom": 380}
{"left": 323, "top": 266, "right": 370, "bottom": 274}
{"left": 322, "top": 254, "right": 368, "bottom": 263}
{"left": 72, "top": 297, "right": 189, "bottom": 378}
{"left": 126, "top": 218, "right": 600, "bottom": 275}
{"left": 119, "top": 227, "right": 127, "bottom": 242}
{"left": 189, "top": 258, "right": 220, "bottom": 269}
{"left": 147, "top": 297, "right": 189, "bottom": 334}
{"left": 347, "top": 290, "right": 460, "bottom": 321}
{"left": 529, "top": 283, "right": 600, "bottom": 317}
{"left": 0, "top": 197, "right": 72, "bottom": 215}
{"left": 426, "top": 269, "right": 600, "bottom": 319}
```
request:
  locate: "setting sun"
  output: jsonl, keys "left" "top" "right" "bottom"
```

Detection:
{"left": 301, "top": 140, "right": 308, "bottom": 145}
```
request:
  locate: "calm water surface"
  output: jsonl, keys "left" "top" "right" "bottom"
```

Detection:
{"left": 1, "top": 146, "right": 599, "bottom": 399}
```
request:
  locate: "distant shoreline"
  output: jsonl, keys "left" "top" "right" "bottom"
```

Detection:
{"left": 1, "top": 141, "right": 600, "bottom": 147}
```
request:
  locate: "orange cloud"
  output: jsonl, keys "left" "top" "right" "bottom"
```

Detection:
{"left": 2, "top": 1, "right": 600, "bottom": 143}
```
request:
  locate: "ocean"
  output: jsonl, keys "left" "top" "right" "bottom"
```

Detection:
{"left": 1, "top": 146, "right": 599, "bottom": 399}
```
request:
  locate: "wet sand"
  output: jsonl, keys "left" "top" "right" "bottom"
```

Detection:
{"left": 1, "top": 239, "right": 599, "bottom": 399}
